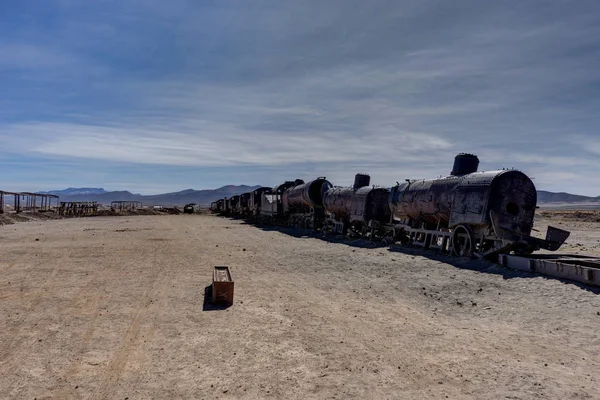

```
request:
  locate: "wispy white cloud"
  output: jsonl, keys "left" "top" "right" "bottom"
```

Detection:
{"left": 2, "top": 121, "right": 453, "bottom": 167}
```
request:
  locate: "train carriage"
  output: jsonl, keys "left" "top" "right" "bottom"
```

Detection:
{"left": 248, "top": 187, "right": 272, "bottom": 218}
{"left": 323, "top": 174, "right": 391, "bottom": 236}
{"left": 282, "top": 177, "right": 332, "bottom": 229}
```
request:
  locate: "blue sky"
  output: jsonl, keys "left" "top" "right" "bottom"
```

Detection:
{"left": 1, "top": 1, "right": 600, "bottom": 195}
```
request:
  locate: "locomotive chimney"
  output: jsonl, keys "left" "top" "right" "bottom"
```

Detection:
{"left": 450, "top": 153, "right": 479, "bottom": 176}
{"left": 353, "top": 173, "right": 371, "bottom": 189}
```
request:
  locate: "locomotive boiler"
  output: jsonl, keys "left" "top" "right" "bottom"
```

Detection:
{"left": 282, "top": 177, "right": 332, "bottom": 229}
{"left": 323, "top": 174, "right": 391, "bottom": 236}
{"left": 389, "top": 154, "right": 569, "bottom": 257}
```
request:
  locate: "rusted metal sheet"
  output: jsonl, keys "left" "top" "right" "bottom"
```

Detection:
{"left": 212, "top": 266, "right": 234, "bottom": 306}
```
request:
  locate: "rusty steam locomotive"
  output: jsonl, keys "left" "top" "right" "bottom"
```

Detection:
{"left": 210, "top": 154, "right": 569, "bottom": 258}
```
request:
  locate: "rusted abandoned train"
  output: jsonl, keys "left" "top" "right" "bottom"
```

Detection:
{"left": 213, "top": 153, "right": 569, "bottom": 258}
{"left": 388, "top": 153, "right": 569, "bottom": 257}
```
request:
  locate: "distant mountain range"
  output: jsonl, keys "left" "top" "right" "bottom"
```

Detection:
{"left": 38, "top": 188, "right": 111, "bottom": 196}
{"left": 537, "top": 190, "right": 600, "bottom": 205}
{"left": 38, "top": 185, "right": 261, "bottom": 206}
{"left": 33, "top": 187, "right": 600, "bottom": 207}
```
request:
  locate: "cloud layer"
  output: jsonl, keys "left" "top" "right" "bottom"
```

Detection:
{"left": 1, "top": 1, "right": 600, "bottom": 194}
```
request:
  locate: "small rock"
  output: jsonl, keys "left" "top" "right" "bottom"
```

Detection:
{"left": 35, "top": 238, "right": 39, "bottom": 241}
{"left": 242, "top": 248, "right": 246, "bottom": 251}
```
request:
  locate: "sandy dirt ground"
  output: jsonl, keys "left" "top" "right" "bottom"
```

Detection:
{"left": 0, "top": 213, "right": 599, "bottom": 399}
{"left": 535, "top": 210, "right": 600, "bottom": 256}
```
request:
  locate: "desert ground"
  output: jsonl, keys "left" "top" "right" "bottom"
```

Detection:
{"left": 1, "top": 212, "right": 599, "bottom": 399}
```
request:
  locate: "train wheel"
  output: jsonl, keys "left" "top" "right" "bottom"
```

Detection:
{"left": 452, "top": 225, "right": 473, "bottom": 257}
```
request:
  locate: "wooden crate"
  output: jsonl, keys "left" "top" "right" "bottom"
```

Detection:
{"left": 212, "top": 266, "right": 234, "bottom": 306}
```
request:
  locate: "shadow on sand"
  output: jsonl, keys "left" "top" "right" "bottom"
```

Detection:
{"left": 251, "top": 221, "right": 385, "bottom": 249}
{"left": 388, "top": 244, "right": 600, "bottom": 294}
{"left": 242, "top": 219, "right": 600, "bottom": 294}
{"left": 202, "top": 284, "right": 232, "bottom": 311}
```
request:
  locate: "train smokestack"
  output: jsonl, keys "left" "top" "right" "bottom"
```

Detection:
{"left": 450, "top": 153, "right": 479, "bottom": 176}
{"left": 353, "top": 173, "right": 371, "bottom": 189}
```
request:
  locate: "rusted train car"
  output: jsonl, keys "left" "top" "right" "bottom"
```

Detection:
{"left": 389, "top": 153, "right": 569, "bottom": 257}
{"left": 282, "top": 177, "right": 332, "bottom": 229}
{"left": 248, "top": 187, "right": 272, "bottom": 217}
{"left": 323, "top": 174, "right": 391, "bottom": 236}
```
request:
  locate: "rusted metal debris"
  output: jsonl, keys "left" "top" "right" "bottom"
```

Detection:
{"left": 0, "top": 191, "right": 59, "bottom": 214}
{"left": 499, "top": 254, "right": 600, "bottom": 287}
{"left": 58, "top": 202, "right": 98, "bottom": 217}
{"left": 111, "top": 201, "right": 143, "bottom": 211}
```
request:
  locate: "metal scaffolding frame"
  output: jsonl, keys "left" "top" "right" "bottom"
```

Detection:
{"left": 0, "top": 191, "right": 60, "bottom": 214}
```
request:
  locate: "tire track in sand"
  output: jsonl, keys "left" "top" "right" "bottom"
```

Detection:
{"left": 90, "top": 220, "right": 176, "bottom": 400}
